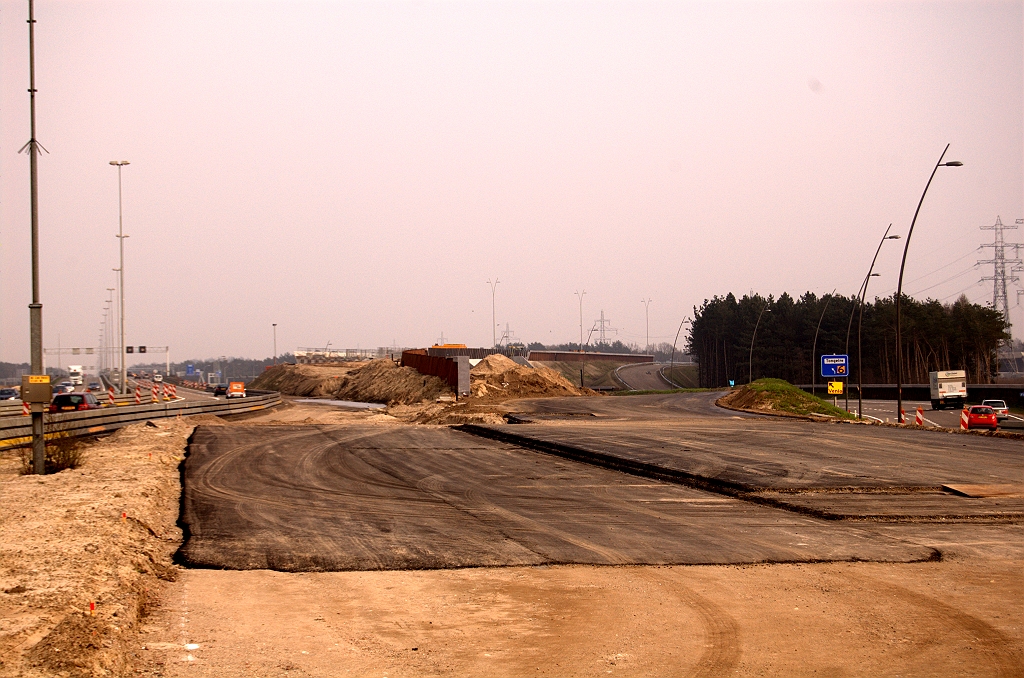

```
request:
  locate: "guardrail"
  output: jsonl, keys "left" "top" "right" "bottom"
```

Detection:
{"left": 0, "top": 390, "right": 281, "bottom": 450}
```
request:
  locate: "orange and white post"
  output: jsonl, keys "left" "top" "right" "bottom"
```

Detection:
{"left": 960, "top": 408, "right": 969, "bottom": 430}
{"left": 914, "top": 407, "right": 924, "bottom": 426}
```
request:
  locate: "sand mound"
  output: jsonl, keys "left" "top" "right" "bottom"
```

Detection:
{"left": 469, "top": 354, "right": 591, "bottom": 401}
{"left": 248, "top": 363, "right": 367, "bottom": 398}
{"left": 334, "top": 359, "right": 451, "bottom": 406}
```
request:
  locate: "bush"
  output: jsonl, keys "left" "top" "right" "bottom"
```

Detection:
{"left": 20, "top": 414, "right": 87, "bottom": 474}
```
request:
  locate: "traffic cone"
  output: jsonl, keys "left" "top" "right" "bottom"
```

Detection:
{"left": 914, "top": 407, "right": 924, "bottom": 426}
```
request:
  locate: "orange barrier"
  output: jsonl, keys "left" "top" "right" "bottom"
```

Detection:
{"left": 960, "top": 408, "right": 969, "bottom": 430}
{"left": 914, "top": 407, "right": 924, "bottom": 426}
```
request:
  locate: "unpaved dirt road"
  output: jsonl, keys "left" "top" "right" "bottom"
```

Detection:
{"left": 130, "top": 397, "right": 1022, "bottom": 677}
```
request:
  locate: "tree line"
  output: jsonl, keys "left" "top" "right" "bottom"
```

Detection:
{"left": 686, "top": 292, "right": 1009, "bottom": 387}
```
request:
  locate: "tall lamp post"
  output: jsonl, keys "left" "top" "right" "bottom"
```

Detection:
{"left": 575, "top": 290, "right": 587, "bottom": 388}
{"left": 810, "top": 289, "right": 836, "bottom": 396}
{"left": 272, "top": 323, "right": 278, "bottom": 364}
{"left": 641, "top": 298, "right": 652, "bottom": 352}
{"left": 110, "top": 160, "right": 130, "bottom": 394}
{"left": 487, "top": 279, "right": 499, "bottom": 349}
{"left": 843, "top": 225, "right": 899, "bottom": 416}
{"left": 895, "top": 145, "right": 962, "bottom": 422}
{"left": 748, "top": 303, "right": 770, "bottom": 385}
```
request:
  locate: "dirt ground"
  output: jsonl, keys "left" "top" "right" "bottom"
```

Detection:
{"left": 135, "top": 552, "right": 1022, "bottom": 677}
{"left": 2, "top": 402, "right": 1021, "bottom": 677}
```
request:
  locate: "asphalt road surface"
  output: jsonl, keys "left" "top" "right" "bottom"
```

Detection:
{"left": 614, "top": 362, "right": 675, "bottom": 390}
{"left": 178, "top": 423, "right": 936, "bottom": 571}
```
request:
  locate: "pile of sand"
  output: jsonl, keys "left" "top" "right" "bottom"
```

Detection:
{"left": 469, "top": 354, "right": 591, "bottom": 401}
{"left": 334, "top": 359, "right": 451, "bottom": 406}
{"left": 248, "top": 363, "right": 369, "bottom": 398}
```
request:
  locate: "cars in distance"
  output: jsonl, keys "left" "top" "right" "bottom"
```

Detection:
{"left": 227, "top": 381, "right": 246, "bottom": 398}
{"left": 212, "top": 384, "right": 228, "bottom": 396}
{"left": 87, "top": 382, "right": 103, "bottom": 392}
{"left": 57, "top": 381, "right": 75, "bottom": 394}
{"left": 154, "top": 374, "right": 163, "bottom": 382}
{"left": 49, "top": 392, "right": 102, "bottom": 413}
{"left": 929, "top": 370, "right": 967, "bottom": 410}
{"left": 68, "top": 365, "right": 84, "bottom": 385}
{"left": 964, "top": 405, "right": 998, "bottom": 431}
{"left": 0, "top": 388, "right": 18, "bottom": 400}
{"left": 981, "top": 399, "right": 1009, "bottom": 420}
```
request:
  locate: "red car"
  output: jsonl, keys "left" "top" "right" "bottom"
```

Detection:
{"left": 965, "top": 405, "right": 998, "bottom": 431}
{"left": 48, "top": 392, "right": 102, "bottom": 413}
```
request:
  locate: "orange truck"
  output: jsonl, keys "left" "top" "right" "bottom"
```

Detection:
{"left": 227, "top": 381, "right": 246, "bottom": 398}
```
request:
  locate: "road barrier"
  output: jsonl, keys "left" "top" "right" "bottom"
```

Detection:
{"left": 961, "top": 409, "right": 969, "bottom": 430}
{"left": 0, "top": 390, "right": 281, "bottom": 450}
{"left": 915, "top": 407, "right": 924, "bottom": 426}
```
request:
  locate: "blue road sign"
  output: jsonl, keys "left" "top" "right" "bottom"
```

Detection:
{"left": 821, "top": 354, "right": 849, "bottom": 378}
{"left": 186, "top": 364, "right": 195, "bottom": 375}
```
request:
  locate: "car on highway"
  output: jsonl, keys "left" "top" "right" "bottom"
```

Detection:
{"left": 57, "top": 381, "right": 75, "bottom": 394}
{"left": 48, "top": 392, "right": 102, "bottom": 413}
{"left": 226, "top": 381, "right": 246, "bottom": 398}
{"left": 212, "top": 384, "right": 229, "bottom": 396}
{"left": 87, "top": 382, "right": 103, "bottom": 392}
{"left": 964, "top": 405, "right": 998, "bottom": 431}
{"left": 981, "top": 399, "right": 1009, "bottom": 421}
{"left": 0, "top": 388, "right": 18, "bottom": 400}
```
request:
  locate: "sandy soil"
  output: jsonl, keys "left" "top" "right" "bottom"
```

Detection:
{"left": 0, "top": 419, "right": 192, "bottom": 677}
{"left": 134, "top": 551, "right": 1022, "bottom": 677}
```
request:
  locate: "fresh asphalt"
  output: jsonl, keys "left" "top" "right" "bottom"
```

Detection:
{"left": 177, "top": 391, "right": 1024, "bottom": 572}
{"left": 178, "top": 424, "right": 935, "bottom": 571}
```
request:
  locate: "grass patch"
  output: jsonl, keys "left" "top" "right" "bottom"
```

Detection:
{"left": 734, "top": 378, "right": 856, "bottom": 419}
{"left": 612, "top": 387, "right": 722, "bottom": 396}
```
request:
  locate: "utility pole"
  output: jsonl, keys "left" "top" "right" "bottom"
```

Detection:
{"left": 18, "top": 0, "right": 49, "bottom": 474}
{"left": 273, "top": 323, "right": 278, "bottom": 364}
{"left": 110, "top": 160, "right": 130, "bottom": 393}
{"left": 486, "top": 279, "right": 499, "bottom": 349}
{"left": 641, "top": 299, "right": 652, "bottom": 352}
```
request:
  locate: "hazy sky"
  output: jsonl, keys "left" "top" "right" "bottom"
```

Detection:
{"left": 1, "top": 0, "right": 1021, "bottom": 365}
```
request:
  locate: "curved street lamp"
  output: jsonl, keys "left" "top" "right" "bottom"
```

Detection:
{"left": 895, "top": 145, "right": 962, "bottom": 422}
{"left": 810, "top": 289, "right": 836, "bottom": 396}
{"left": 748, "top": 303, "right": 771, "bottom": 385}
{"left": 843, "top": 225, "right": 900, "bottom": 415}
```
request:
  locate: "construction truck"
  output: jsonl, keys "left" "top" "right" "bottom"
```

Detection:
{"left": 929, "top": 370, "right": 967, "bottom": 410}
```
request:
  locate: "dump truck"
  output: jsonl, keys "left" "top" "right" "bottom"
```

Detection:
{"left": 929, "top": 370, "right": 967, "bottom": 410}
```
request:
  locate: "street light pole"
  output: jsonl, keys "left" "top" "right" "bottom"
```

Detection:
{"left": 895, "top": 145, "right": 962, "bottom": 422}
{"left": 748, "top": 303, "right": 770, "bottom": 385}
{"left": 641, "top": 298, "right": 652, "bottom": 352}
{"left": 575, "top": 290, "right": 586, "bottom": 388}
{"left": 106, "top": 287, "right": 115, "bottom": 376}
{"left": 487, "top": 279, "right": 499, "bottom": 349}
{"left": 810, "top": 289, "right": 836, "bottom": 396}
{"left": 844, "top": 225, "right": 899, "bottom": 416}
{"left": 110, "top": 160, "right": 130, "bottom": 394}
{"left": 272, "top": 323, "right": 277, "bottom": 364}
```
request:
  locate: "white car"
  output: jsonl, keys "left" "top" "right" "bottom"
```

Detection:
{"left": 981, "top": 399, "right": 1009, "bottom": 421}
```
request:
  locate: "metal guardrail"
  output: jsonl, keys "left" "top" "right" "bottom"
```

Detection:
{"left": 0, "top": 390, "right": 281, "bottom": 450}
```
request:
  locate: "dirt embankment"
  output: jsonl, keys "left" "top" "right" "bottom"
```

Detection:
{"left": 251, "top": 361, "right": 451, "bottom": 406}
{"left": 0, "top": 419, "right": 193, "bottom": 677}
{"left": 248, "top": 363, "right": 368, "bottom": 398}
{"left": 403, "top": 355, "right": 598, "bottom": 425}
